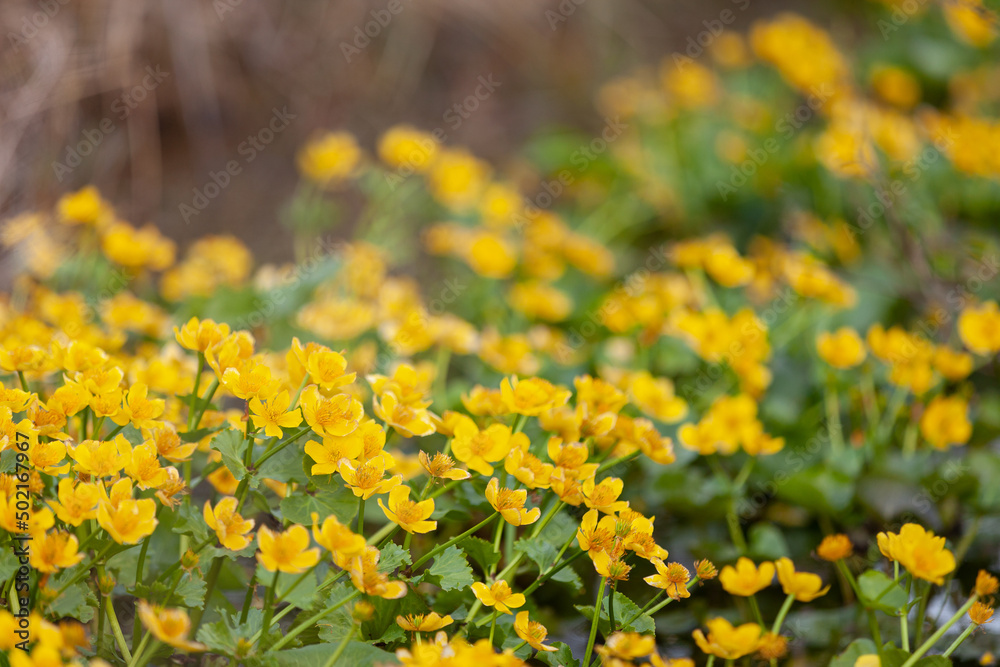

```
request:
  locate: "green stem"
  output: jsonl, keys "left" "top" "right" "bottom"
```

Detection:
{"left": 748, "top": 594, "right": 765, "bottom": 626}
{"left": 900, "top": 565, "right": 910, "bottom": 652}
{"left": 240, "top": 572, "right": 257, "bottom": 624}
{"left": 941, "top": 622, "right": 976, "bottom": 658}
{"left": 368, "top": 522, "right": 399, "bottom": 547}
{"left": 128, "top": 632, "right": 153, "bottom": 667}
{"left": 913, "top": 580, "right": 931, "bottom": 646}
{"left": 105, "top": 423, "right": 126, "bottom": 440}
{"left": 268, "top": 589, "right": 362, "bottom": 652}
{"left": 522, "top": 549, "right": 587, "bottom": 597}
{"left": 411, "top": 512, "right": 500, "bottom": 571}
{"left": 901, "top": 596, "right": 979, "bottom": 667}
{"left": 254, "top": 426, "right": 313, "bottom": 469}
{"left": 902, "top": 420, "right": 918, "bottom": 460}
{"left": 488, "top": 608, "right": 499, "bottom": 647}
{"left": 596, "top": 451, "right": 640, "bottom": 475}
{"left": 868, "top": 610, "right": 884, "bottom": 661}
{"left": 428, "top": 479, "right": 462, "bottom": 500}
{"left": 357, "top": 496, "right": 366, "bottom": 536}
{"left": 608, "top": 582, "right": 616, "bottom": 633}
{"left": 706, "top": 657, "right": 715, "bottom": 667}
{"left": 96, "top": 584, "right": 107, "bottom": 655}
{"left": 107, "top": 597, "right": 132, "bottom": 663}
{"left": 192, "top": 378, "right": 220, "bottom": 429}
{"left": 583, "top": 578, "right": 608, "bottom": 667}
{"left": 771, "top": 593, "right": 795, "bottom": 634}
{"left": 17, "top": 370, "right": 29, "bottom": 392}
{"left": 188, "top": 354, "right": 205, "bottom": 430}
{"left": 260, "top": 569, "right": 281, "bottom": 649}
{"left": 322, "top": 624, "right": 358, "bottom": 667}
{"left": 276, "top": 565, "right": 316, "bottom": 604}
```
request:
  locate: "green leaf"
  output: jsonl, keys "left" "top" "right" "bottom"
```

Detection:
{"left": 575, "top": 590, "right": 654, "bottom": 635}
{"left": 776, "top": 466, "right": 855, "bottom": 514}
{"left": 172, "top": 502, "right": 211, "bottom": 543}
{"left": 0, "top": 549, "right": 20, "bottom": 581}
{"left": 212, "top": 428, "right": 252, "bottom": 485}
{"left": 197, "top": 609, "right": 265, "bottom": 657}
{"left": 378, "top": 542, "right": 412, "bottom": 575}
{"left": 748, "top": 522, "right": 789, "bottom": 560}
{"left": 828, "top": 638, "right": 878, "bottom": 667}
{"left": 536, "top": 642, "right": 580, "bottom": 667}
{"left": 258, "top": 442, "right": 309, "bottom": 485}
{"left": 462, "top": 536, "right": 501, "bottom": 576}
{"left": 280, "top": 484, "right": 357, "bottom": 525}
{"left": 513, "top": 537, "right": 583, "bottom": 593}
{"left": 316, "top": 602, "right": 354, "bottom": 644}
{"left": 857, "top": 570, "right": 908, "bottom": 614}
{"left": 259, "top": 642, "right": 398, "bottom": 667}
{"left": 425, "top": 546, "right": 474, "bottom": 592}
{"left": 46, "top": 582, "right": 95, "bottom": 623}
{"left": 174, "top": 571, "right": 208, "bottom": 608}
{"left": 180, "top": 426, "right": 221, "bottom": 442}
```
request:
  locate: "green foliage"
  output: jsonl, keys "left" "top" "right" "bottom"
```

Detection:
{"left": 423, "top": 546, "right": 474, "bottom": 592}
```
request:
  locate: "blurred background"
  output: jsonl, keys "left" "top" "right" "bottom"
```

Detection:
{"left": 0, "top": 0, "right": 832, "bottom": 264}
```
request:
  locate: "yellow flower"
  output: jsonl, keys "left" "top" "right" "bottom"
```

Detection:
{"left": 29, "top": 530, "right": 84, "bottom": 573}
{"left": 110, "top": 383, "right": 165, "bottom": 430}
{"left": 975, "top": 570, "right": 999, "bottom": 597}
{"left": 145, "top": 424, "right": 198, "bottom": 463}
{"left": 312, "top": 513, "right": 366, "bottom": 559}
{"left": 625, "top": 371, "right": 688, "bottom": 423}
{"left": 97, "top": 495, "right": 157, "bottom": 545}
{"left": 256, "top": 525, "right": 321, "bottom": 574}
{"left": 367, "top": 363, "right": 434, "bottom": 408}
{"left": 970, "top": 601, "right": 995, "bottom": 626}
{"left": 693, "top": 617, "right": 763, "bottom": 660}
{"left": 301, "top": 385, "right": 364, "bottom": 438}
{"left": 136, "top": 600, "right": 205, "bottom": 652}
{"left": 920, "top": 395, "right": 972, "bottom": 450}
{"left": 203, "top": 497, "right": 255, "bottom": 551}
{"left": 57, "top": 185, "right": 109, "bottom": 225}
{"left": 592, "top": 550, "right": 632, "bottom": 582}
{"left": 249, "top": 390, "right": 303, "bottom": 438}
{"left": 26, "top": 437, "right": 68, "bottom": 475}
{"left": 378, "top": 485, "right": 436, "bottom": 534}
{"left": 470, "top": 580, "right": 525, "bottom": 614}
{"left": 817, "top": 327, "right": 867, "bottom": 369}
{"left": 378, "top": 125, "right": 439, "bottom": 172}
{"left": 428, "top": 148, "right": 490, "bottom": 211}
{"left": 514, "top": 611, "right": 558, "bottom": 652}
{"left": 47, "top": 478, "right": 100, "bottom": 526}
{"left": 645, "top": 559, "right": 691, "bottom": 600}
{"left": 500, "top": 376, "right": 571, "bottom": 416}
{"left": 817, "top": 534, "right": 854, "bottom": 561}
{"left": 959, "top": 301, "right": 1000, "bottom": 355}
{"left": 719, "top": 558, "right": 775, "bottom": 597}
{"left": 485, "top": 477, "right": 540, "bottom": 526}
{"left": 174, "top": 317, "right": 231, "bottom": 353}
{"left": 599, "top": 632, "right": 657, "bottom": 660}
{"left": 396, "top": 612, "right": 453, "bottom": 633}
{"left": 757, "top": 632, "right": 789, "bottom": 661}
{"left": 508, "top": 281, "right": 573, "bottom": 322}
{"left": 877, "top": 523, "right": 955, "bottom": 585}
{"left": 297, "top": 131, "right": 362, "bottom": 185}
{"left": 451, "top": 415, "right": 522, "bottom": 476}
{"left": 418, "top": 450, "right": 471, "bottom": 481}
{"left": 577, "top": 509, "right": 617, "bottom": 555}
{"left": 123, "top": 442, "right": 169, "bottom": 490}
{"left": 944, "top": 0, "right": 997, "bottom": 47}
{"left": 222, "top": 361, "right": 280, "bottom": 400}
{"left": 68, "top": 435, "right": 132, "bottom": 479}
{"left": 339, "top": 458, "right": 402, "bottom": 499}
{"left": 306, "top": 349, "right": 356, "bottom": 391}
{"left": 933, "top": 346, "right": 974, "bottom": 381}
{"left": 504, "top": 445, "right": 554, "bottom": 489}
{"left": 349, "top": 546, "right": 408, "bottom": 599}
{"left": 304, "top": 434, "right": 363, "bottom": 476}
{"left": 373, "top": 391, "right": 435, "bottom": 438}
{"left": 581, "top": 477, "right": 630, "bottom": 514}
{"left": 775, "top": 557, "right": 830, "bottom": 602}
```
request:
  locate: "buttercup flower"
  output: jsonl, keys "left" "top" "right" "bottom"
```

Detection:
{"left": 249, "top": 390, "right": 303, "bottom": 438}
{"left": 378, "top": 485, "right": 436, "bottom": 534}
{"left": 719, "top": 558, "right": 775, "bottom": 596}
{"left": 397, "top": 612, "right": 453, "bottom": 633}
{"left": 256, "top": 525, "right": 321, "bottom": 574}
{"left": 513, "top": 611, "right": 558, "bottom": 652}
{"left": 775, "top": 557, "right": 830, "bottom": 602}
{"left": 485, "top": 477, "right": 540, "bottom": 526}
{"left": 204, "top": 497, "right": 255, "bottom": 551}
{"left": 470, "top": 580, "right": 525, "bottom": 614}
{"left": 692, "top": 617, "right": 763, "bottom": 660}
{"left": 137, "top": 601, "right": 205, "bottom": 652}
